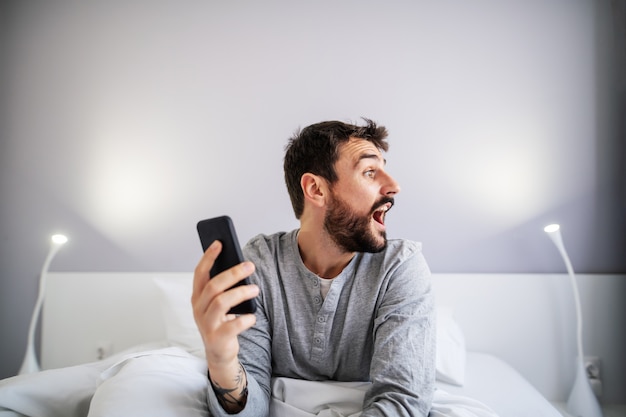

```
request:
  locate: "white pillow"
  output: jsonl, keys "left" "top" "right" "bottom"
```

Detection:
{"left": 152, "top": 276, "right": 203, "bottom": 352}
{"left": 435, "top": 307, "right": 466, "bottom": 386}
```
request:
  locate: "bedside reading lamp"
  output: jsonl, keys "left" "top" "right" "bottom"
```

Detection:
{"left": 19, "top": 234, "right": 68, "bottom": 374}
{"left": 544, "top": 224, "right": 603, "bottom": 417}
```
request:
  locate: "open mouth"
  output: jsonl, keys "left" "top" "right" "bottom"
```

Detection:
{"left": 372, "top": 201, "right": 393, "bottom": 226}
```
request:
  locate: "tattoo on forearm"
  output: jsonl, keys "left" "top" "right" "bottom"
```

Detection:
{"left": 210, "top": 363, "right": 248, "bottom": 411}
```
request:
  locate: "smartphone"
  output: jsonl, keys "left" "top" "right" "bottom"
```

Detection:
{"left": 196, "top": 216, "right": 257, "bottom": 315}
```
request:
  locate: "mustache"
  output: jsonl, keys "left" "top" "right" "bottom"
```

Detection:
{"left": 371, "top": 196, "right": 395, "bottom": 213}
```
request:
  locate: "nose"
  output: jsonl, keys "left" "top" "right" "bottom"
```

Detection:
{"left": 382, "top": 171, "right": 401, "bottom": 196}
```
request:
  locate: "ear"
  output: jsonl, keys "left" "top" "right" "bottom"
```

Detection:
{"left": 300, "top": 173, "right": 327, "bottom": 208}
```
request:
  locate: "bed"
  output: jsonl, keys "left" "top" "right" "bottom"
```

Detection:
{"left": 0, "top": 272, "right": 563, "bottom": 417}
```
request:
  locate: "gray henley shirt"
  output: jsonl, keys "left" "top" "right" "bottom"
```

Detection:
{"left": 206, "top": 229, "right": 435, "bottom": 417}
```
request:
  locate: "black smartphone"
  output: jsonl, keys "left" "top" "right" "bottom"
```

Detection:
{"left": 196, "top": 216, "right": 257, "bottom": 315}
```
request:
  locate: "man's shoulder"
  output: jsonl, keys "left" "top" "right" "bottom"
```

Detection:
{"left": 243, "top": 229, "right": 297, "bottom": 256}
{"left": 246, "top": 229, "right": 295, "bottom": 244}
{"left": 354, "top": 239, "right": 425, "bottom": 273}
{"left": 380, "top": 238, "right": 423, "bottom": 261}
{"left": 386, "top": 238, "right": 422, "bottom": 252}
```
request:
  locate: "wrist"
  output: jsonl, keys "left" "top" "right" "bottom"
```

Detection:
{"left": 208, "top": 361, "right": 248, "bottom": 413}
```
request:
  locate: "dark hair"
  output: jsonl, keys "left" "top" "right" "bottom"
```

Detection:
{"left": 283, "top": 118, "right": 389, "bottom": 219}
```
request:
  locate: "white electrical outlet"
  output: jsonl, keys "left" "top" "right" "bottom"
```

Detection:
{"left": 584, "top": 356, "right": 602, "bottom": 399}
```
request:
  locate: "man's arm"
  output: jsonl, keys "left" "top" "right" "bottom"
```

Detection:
{"left": 362, "top": 248, "right": 437, "bottom": 417}
{"left": 191, "top": 240, "right": 259, "bottom": 414}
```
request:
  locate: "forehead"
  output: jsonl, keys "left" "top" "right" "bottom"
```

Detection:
{"left": 337, "top": 137, "right": 384, "bottom": 166}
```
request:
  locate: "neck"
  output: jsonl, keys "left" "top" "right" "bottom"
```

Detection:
{"left": 297, "top": 226, "right": 354, "bottom": 279}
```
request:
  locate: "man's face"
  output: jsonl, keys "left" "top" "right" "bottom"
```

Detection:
{"left": 323, "top": 138, "right": 401, "bottom": 253}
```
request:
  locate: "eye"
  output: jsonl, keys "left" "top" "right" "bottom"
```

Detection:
{"left": 364, "top": 169, "right": 376, "bottom": 178}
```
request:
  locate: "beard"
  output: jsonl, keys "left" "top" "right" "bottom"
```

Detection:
{"left": 324, "top": 191, "right": 394, "bottom": 254}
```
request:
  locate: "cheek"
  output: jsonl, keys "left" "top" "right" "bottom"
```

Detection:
{"left": 347, "top": 191, "right": 376, "bottom": 213}
{"left": 332, "top": 178, "right": 378, "bottom": 210}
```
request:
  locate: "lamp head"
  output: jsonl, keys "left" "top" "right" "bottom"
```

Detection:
{"left": 543, "top": 223, "right": 564, "bottom": 249}
{"left": 543, "top": 224, "right": 560, "bottom": 234}
{"left": 51, "top": 234, "right": 68, "bottom": 245}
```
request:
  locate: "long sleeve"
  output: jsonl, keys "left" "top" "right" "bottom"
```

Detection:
{"left": 361, "top": 248, "right": 436, "bottom": 416}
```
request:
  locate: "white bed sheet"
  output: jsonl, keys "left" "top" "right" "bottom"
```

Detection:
{"left": 436, "top": 352, "right": 562, "bottom": 417}
{"left": 1, "top": 346, "right": 494, "bottom": 417}
{"left": 1, "top": 346, "right": 560, "bottom": 417}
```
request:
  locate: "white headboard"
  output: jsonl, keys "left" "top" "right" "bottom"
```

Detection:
{"left": 41, "top": 272, "right": 624, "bottom": 404}
{"left": 41, "top": 273, "right": 184, "bottom": 367}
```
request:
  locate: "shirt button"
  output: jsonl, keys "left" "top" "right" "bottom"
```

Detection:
{"left": 315, "top": 338, "right": 321, "bottom": 344}
{"left": 314, "top": 297, "right": 321, "bottom": 304}
{"left": 317, "top": 316, "right": 325, "bottom": 323}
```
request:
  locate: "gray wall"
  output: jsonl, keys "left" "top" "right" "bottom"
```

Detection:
{"left": 1, "top": 0, "right": 624, "bottom": 393}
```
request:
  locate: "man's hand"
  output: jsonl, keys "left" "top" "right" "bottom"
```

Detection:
{"left": 192, "top": 240, "right": 259, "bottom": 412}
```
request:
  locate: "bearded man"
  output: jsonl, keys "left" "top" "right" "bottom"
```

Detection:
{"left": 192, "top": 118, "right": 435, "bottom": 417}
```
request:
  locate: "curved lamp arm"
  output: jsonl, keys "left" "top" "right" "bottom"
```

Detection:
{"left": 544, "top": 224, "right": 584, "bottom": 363}
{"left": 544, "top": 224, "right": 602, "bottom": 417}
{"left": 19, "top": 234, "right": 68, "bottom": 374}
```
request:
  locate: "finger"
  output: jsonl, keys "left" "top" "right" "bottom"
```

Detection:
{"left": 193, "top": 240, "right": 222, "bottom": 296}
{"left": 193, "top": 266, "right": 258, "bottom": 329}
{"left": 207, "top": 282, "right": 259, "bottom": 318}
{"left": 227, "top": 313, "right": 257, "bottom": 334}
{"left": 203, "top": 314, "right": 257, "bottom": 365}
{"left": 199, "top": 292, "right": 257, "bottom": 346}
{"left": 206, "top": 312, "right": 257, "bottom": 344}
{"left": 207, "top": 261, "right": 255, "bottom": 295}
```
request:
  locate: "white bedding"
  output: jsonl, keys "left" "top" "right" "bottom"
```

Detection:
{"left": 1, "top": 346, "right": 498, "bottom": 417}
{"left": 271, "top": 377, "right": 498, "bottom": 417}
{"left": 436, "top": 352, "right": 562, "bottom": 417}
{"left": 0, "top": 346, "right": 560, "bottom": 417}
